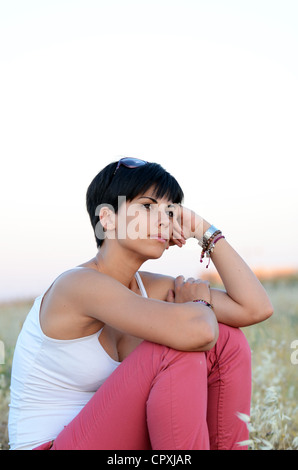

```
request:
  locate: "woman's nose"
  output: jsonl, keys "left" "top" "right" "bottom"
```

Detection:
{"left": 158, "top": 209, "right": 170, "bottom": 228}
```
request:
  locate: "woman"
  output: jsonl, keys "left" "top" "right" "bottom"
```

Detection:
{"left": 8, "top": 158, "right": 273, "bottom": 450}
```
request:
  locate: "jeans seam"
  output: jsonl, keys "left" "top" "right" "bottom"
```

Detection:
{"left": 169, "top": 365, "right": 178, "bottom": 450}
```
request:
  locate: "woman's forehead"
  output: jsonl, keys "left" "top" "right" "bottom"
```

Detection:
{"left": 134, "top": 185, "right": 174, "bottom": 204}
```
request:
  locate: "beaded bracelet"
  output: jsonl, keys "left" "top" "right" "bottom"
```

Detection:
{"left": 198, "top": 225, "right": 220, "bottom": 248}
{"left": 203, "top": 225, "right": 221, "bottom": 247}
{"left": 193, "top": 299, "right": 214, "bottom": 310}
{"left": 201, "top": 230, "right": 221, "bottom": 254}
{"left": 199, "top": 225, "right": 225, "bottom": 268}
{"left": 200, "top": 233, "right": 221, "bottom": 265}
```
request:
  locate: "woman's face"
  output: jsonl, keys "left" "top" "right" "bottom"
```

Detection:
{"left": 115, "top": 187, "right": 178, "bottom": 259}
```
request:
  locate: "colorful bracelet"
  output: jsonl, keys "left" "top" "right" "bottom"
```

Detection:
{"left": 199, "top": 225, "right": 225, "bottom": 268}
{"left": 203, "top": 225, "right": 221, "bottom": 246}
{"left": 193, "top": 299, "right": 214, "bottom": 310}
{"left": 200, "top": 235, "right": 221, "bottom": 265}
{"left": 198, "top": 225, "right": 220, "bottom": 247}
{"left": 213, "top": 234, "right": 225, "bottom": 245}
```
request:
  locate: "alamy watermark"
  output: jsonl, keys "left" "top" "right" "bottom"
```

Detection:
{"left": 0, "top": 340, "right": 4, "bottom": 365}
{"left": 94, "top": 196, "right": 204, "bottom": 242}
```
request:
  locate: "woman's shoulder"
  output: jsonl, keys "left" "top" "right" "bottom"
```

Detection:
{"left": 52, "top": 266, "right": 113, "bottom": 289}
{"left": 49, "top": 267, "right": 176, "bottom": 303}
{"left": 139, "top": 271, "right": 175, "bottom": 301}
{"left": 42, "top": 266, "right": 117, "bottom": 313}
{"left": 39, "top": 267, "right": 111, "bottom": 339}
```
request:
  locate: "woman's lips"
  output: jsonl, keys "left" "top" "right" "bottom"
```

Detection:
{"left": 150, "top": 235, "right": 168, "bottom": 243}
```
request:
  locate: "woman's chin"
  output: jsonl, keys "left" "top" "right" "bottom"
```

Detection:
{"left": 139, "top": 241, "right": 167, "bottom": 260}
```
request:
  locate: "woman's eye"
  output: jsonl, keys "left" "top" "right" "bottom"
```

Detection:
{"left": 142, "top": 204, "right": 174, "bottom": 218}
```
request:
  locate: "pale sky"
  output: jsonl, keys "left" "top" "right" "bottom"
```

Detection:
{"left": 1, "top": 0, "right": 298, "bottom": 300}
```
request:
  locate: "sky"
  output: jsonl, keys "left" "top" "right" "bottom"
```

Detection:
{"left": 1, "top": 0, "right": 298, "bottom": 301}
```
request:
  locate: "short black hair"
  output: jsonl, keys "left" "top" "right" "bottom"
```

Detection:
{"left": 86, "top": 160, "right": 184, "bottom": 247}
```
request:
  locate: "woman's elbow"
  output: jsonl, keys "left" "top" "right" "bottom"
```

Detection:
{"left": 249, "top": 300, "right": 274, "bottom": 325}
{"left": 258, "top": 304, "right": 274, "bottom": 322}
{"left": 199, "top": 320, "right": 219, "bottom": 351}
{"left": 188, "top": 317, "right": 219, "bottom": 352}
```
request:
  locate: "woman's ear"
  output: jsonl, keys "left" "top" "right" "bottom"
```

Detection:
{"left": 94, "top": 203, "right": 116, "bottom": 242}
{"left": 99, "top": 206, "right": 116, "bottom": 232}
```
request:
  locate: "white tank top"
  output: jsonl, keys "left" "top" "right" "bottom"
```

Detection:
{"left": 8, "top": 270, "right": 148, "bottom": 450}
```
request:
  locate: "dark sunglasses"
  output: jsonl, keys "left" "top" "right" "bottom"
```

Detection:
{"left": 113, "top": 157, "right": 148, "bottom": 175}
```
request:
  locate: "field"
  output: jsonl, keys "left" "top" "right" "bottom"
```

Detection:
{"left": 0, "top": 276, "right": 297, "bottom": 450}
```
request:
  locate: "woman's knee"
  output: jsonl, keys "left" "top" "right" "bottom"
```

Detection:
{"left": 140, "top": 340, "right": 207, "bottom": 372}
{"left": 217, "top": 323, "right": 251, "bottom": 363}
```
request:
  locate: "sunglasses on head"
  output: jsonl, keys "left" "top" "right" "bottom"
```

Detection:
{"left": 113, "top": 157, "right": 148, "bottom": 175}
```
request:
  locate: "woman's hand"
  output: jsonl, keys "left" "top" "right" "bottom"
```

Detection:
{"left": 166, "top": 275, "right": 211, "bottom": 304}
{"left": 166, "top": 207, "right": 273, "bottom": 328}
{"left": 169, "top": 206, "right": 208, "bottom": 247}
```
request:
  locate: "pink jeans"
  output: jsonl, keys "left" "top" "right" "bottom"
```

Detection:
{"left": 35, "top": 323, "right": 251, "bottom": 450}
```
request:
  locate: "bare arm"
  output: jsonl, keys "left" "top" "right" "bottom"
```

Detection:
{"left": 208, "top": 236, "right": 273, "bottom": 326}
{"left": 61, "top": 269, "right": 218, "bottom": 351}
{"left": 173, "top": 208, "right": 273, "bottom": 327}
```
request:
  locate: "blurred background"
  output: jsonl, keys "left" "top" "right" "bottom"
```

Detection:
{"left": 1, "top": 2, "right": 298, "bottom": 450}
{"left": 1, "top": 0, "right": 298, "bottom": 301}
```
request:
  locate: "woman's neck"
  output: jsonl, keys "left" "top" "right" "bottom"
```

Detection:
{"left": 90, "top": 242, "right": 144, "bottom": 288}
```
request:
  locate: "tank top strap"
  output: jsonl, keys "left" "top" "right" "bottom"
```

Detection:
{"left": 135, "top": 272, "right": 148, "bottom": 298}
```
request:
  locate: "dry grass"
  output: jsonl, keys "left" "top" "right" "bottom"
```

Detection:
{"left": 241, "top": 278, "right": 298, "bottom": 450}
{"left": 0, "top": 278, "right": 297, "bottom": 450}
{"left": 0, "top": 299, "right": 32, "bottom": 450}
